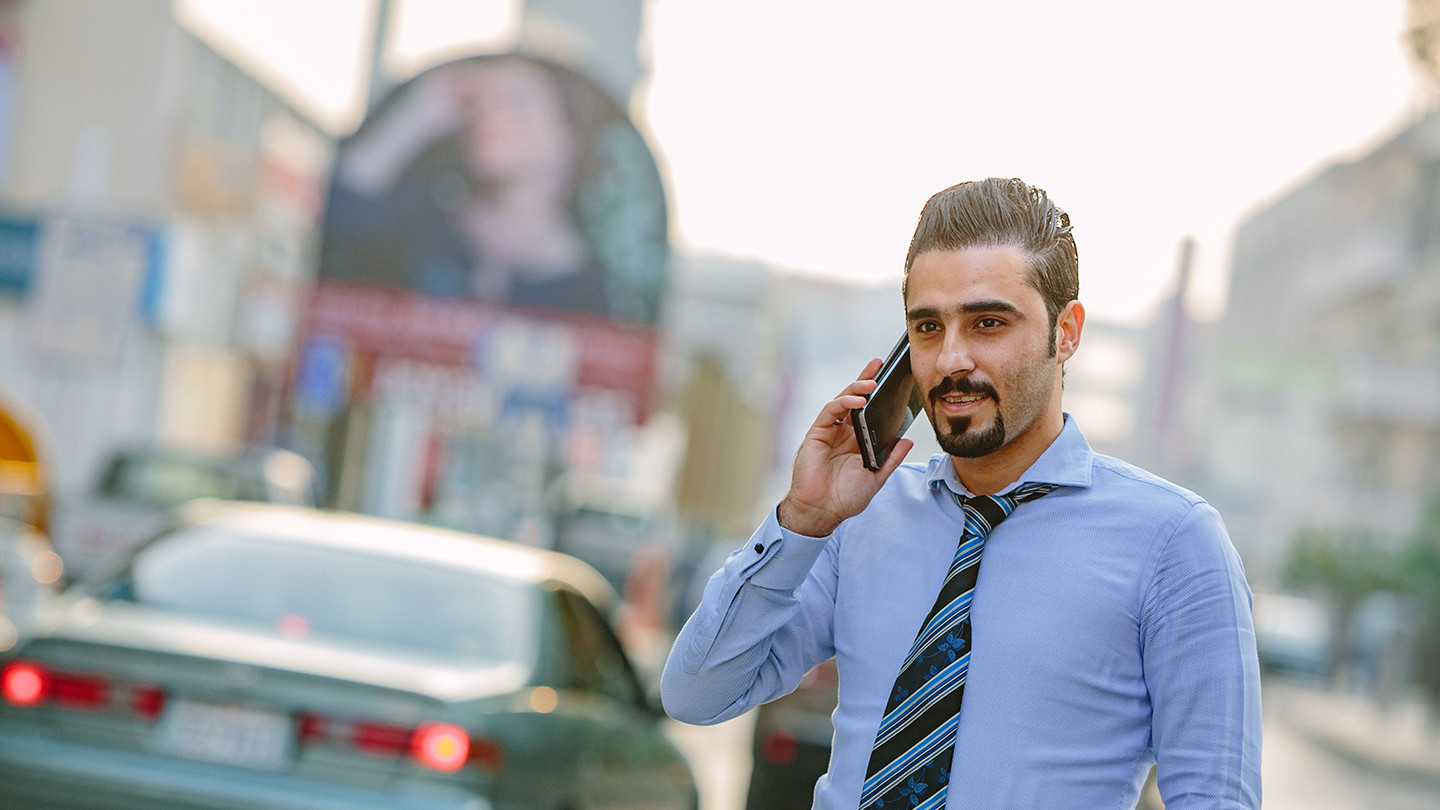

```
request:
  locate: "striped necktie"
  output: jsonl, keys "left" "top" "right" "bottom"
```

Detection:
{"left": 860, "top": 481, "right": 1057, "bottom": 810}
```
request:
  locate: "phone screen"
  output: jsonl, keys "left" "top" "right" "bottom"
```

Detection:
{"left": 852, "top": 333, "right": 924, "bottom": 471}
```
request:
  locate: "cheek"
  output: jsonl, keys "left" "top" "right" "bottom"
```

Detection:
{"left": 908, "top": 356, "right": 940, "bottom": 393}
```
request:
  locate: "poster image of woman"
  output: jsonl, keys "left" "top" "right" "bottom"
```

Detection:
{"left": 319, "top": 54, "right": 669, "bottom": 326}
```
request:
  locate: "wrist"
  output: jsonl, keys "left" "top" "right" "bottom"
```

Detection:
{"left": 777, "top": 497, "right": 840, "bottom": 538}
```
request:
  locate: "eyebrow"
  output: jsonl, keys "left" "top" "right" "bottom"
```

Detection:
{"left": 906, "top": 299, "right": 1023, "bottom": 322}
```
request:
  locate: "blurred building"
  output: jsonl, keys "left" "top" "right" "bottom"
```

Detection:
{"left": 1202, "top": 109, "right": 1440, "bottom": 583}
{"left": 665, "top": 253, "right": 787, "bottom": 539}
{"left": 0, "top": 0, "right": 330, "bottom": 496}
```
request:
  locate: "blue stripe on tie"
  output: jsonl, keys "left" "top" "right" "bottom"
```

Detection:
{"left": 949, "top": 537, "right": 984, "bottom": 576}
{"left": 964, "top": 510, "right": 989, "bottom": 539}
{"left": 873, "top": 652, "right": 969, "bottom": 745}
{"left": 900, "top": 590, "right": 974, "bottom": 671}
{"left": 860, "top": 715, "right": 959, "bottom": 806}
{"left": 915, "top": 785, "right": 949, "bottom": 810}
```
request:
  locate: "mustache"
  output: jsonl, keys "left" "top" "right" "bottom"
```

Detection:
{"left": 929, "top": 376, "right": 998, "bottom": 402}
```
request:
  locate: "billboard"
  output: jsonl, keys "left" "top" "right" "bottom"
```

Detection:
{"left": 318, "top": 53, "right": 668, "bottom": 325}
{"left": 295, "top": 53, "right": 670, "bottom": 523}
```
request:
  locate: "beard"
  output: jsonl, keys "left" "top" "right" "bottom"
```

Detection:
{"left": 926, "top": 376, "right": 1008, "bottom": 458}
{"left": 937, "top": 412, "right": 1006, "bottom": 457}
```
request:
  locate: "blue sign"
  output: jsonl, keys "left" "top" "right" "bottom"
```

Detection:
{"left": 0, "top": 213, "right": 35, "bottom": 294}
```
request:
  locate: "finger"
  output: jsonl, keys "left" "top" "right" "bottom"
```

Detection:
{"left": 813, "top": 392, "right": 869, "bottom": 430}
{"left": 873, "top": 437, "right": 915, "bottom": 480}
{"left": 855, "top": 357, "right": 883, "bottom": 382}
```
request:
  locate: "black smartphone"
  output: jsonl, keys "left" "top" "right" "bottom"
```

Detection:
{"left": 851, "top": 332, "right": 924, "bottom": 471}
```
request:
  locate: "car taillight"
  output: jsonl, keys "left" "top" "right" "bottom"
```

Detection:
{"left": 761, "top": 730, "right": 799, "bottom": 765}
{"left": 2, "top": 661, "right": 47, "bottom": 706}
{"left": 298, "top": 712, "right": 494, "bottom": 773}
{"left": 130, "top": 685, "right": 167, "bottom": 720}
{"left": 412, "top": 722, "right": 469, "bottom": 772}
{"left": 50, "top": 669, "right": 111, "bottom": 710}
{"left": 1, "top": 659, "right": 165, "bottom": 720}
{"left": 352, "top": 721, "right": 413, "bottom": 755}
{"left": 297, "top": 712, "right": 328, "bottom": 744}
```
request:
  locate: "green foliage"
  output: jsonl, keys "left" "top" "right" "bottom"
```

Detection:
{"left": 1397, "top": 495, "right": 1440, "bottom": 605}
{"left": 1281, "top": 526, "right": 1401, "bottom": 608}
{"left": 1398, "top": 494, "right": 1440, "bottom": 698}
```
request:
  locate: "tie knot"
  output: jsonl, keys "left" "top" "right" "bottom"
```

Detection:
{"left": 958, "top": 483, "right": 1056, "bottom": 538}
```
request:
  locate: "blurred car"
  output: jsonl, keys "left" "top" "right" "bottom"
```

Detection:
{"left": 1253, "top": 590, "right": 1334, "bottom": 678}
{"left": 745, "top": 658, "right": 837, "bottom": 810}
{"left": 0, "top": 500, "right": 697, "bottom": 810}
{"left": 48, "top": 444, "right": 317, "bottom": 582}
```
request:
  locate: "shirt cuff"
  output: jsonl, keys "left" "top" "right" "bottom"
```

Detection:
{"left": 744, "top": 504, "right": 832, "bottom": 590}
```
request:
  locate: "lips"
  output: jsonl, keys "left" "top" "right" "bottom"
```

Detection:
{"left": 938, "top": 391, "right": 989, "bottom": 415}
{"left": 930, "top": 377, "right": 997, "bottom": 413}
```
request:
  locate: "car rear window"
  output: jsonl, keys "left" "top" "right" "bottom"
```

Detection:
{"left": 101, "top": 456, "right": 267, "bottom": 506}
{"left": 111, "top": 526, "right": 535, "bottom": 666}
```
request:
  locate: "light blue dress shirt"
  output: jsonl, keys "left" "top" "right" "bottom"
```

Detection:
{"left": 662, "top": 416, "right": 1262, "bottom": 809}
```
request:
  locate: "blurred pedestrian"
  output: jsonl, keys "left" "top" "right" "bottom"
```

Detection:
{"left": 662, "top": 178, "right": 1262, "bottom": 809}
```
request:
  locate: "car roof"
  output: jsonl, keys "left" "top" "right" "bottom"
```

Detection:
{"left": 165, "top": 500, "right": 618, "bottom": 611}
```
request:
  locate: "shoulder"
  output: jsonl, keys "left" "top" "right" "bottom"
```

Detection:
{"left": 1078, "top": 452, "right": 1235, "bottom": 565}
{"left": 1088, "top": 452, "right": 1209, "bottom": 517}
{"left": 1089, "top": 454, "right": 1240, "bottom": 570}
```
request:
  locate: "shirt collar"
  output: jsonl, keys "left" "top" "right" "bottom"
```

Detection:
{"left": 925, "top": 412, "right": 1095, "bottom": 499}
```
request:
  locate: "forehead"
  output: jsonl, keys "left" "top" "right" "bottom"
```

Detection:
{"left": 905, "top": 245, "right": 1040, "bottom": 312}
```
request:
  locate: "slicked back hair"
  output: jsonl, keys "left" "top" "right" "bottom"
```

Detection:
{"left": 902, "top": 178, "right": 1079, "bottom": 334}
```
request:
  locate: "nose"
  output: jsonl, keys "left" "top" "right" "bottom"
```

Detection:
{"left": 936, "top": 332, "right": 974, "bottom": 378}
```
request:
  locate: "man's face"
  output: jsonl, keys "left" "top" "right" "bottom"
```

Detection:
{"left": 904, "top": 246, "right": 1069, "bottom": 460}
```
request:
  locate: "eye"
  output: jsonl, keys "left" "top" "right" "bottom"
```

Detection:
{"left": 912, "top": 320, "right": 940, "bottom": 334}
{"left": 975, "top": 316, "right": 1006, "bottom": 330}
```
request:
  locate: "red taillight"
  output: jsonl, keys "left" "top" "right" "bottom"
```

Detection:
{"left": 352, "top": 721, "right": 413, "bottom": 755}
{"left": 130, "top": 685, "right": 167, "bottom": 720}
{"left": 761, "top": 730, "right": 799, "bottom": 765}
{"left": 2, "top": 661, "right": 48, "bottom": 706}
{"left": 298, "top": 712, "right": 492, "bottom": 774}
{"left": 466, "top": 736, "right": 504, "bottom": 774}
{"left": 1, "top": 660, "right": 164, "bottom": 719}
{"left": 50, "top": 670, "right": 111, "bottom": 711}
{"left": 297, "top": 712, "right": 328, "bottom": 745}
{"left": 412, "top": 722, "right": 470, "bottom": 772}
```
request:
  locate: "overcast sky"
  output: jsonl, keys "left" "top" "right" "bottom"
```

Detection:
{"left": 180, "top": 0, "right": 1427, "bottom": 325}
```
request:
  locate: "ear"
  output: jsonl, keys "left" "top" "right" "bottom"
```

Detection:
{"left": 1054, "top": 300, "right": 1084, "bottom": 363}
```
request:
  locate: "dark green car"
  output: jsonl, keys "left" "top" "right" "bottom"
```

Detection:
{"left": 0, "top": 501, "right": 697, "bottom": 809}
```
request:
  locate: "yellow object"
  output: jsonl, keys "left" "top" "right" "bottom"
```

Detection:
{"left": 0, "top": 402, "right": 48, "bottom": 534}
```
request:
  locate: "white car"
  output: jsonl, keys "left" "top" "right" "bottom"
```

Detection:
{"left": 49, "top": 446, "right": 316, "bottom": 582}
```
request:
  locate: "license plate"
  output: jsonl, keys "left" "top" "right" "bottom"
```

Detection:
{"left": 158, "top": 698, "right": 293, "bottom": 771}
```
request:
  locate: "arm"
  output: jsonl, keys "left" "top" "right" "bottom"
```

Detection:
{"left": 335, "top": 68, "right": 469, "bottom": 196}
{"left": 660, "top": 359, "right": 914, "bottom": 724}
{"left": 1144, "top": 503, "right": 1263, "bottom": 809}
{"left": 659, "top": 512, "right": 837, "bottom": 724}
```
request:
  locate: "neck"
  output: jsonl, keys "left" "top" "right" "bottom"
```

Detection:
{"left": 951, "top": 407, "right": 1065, "bottom": 496}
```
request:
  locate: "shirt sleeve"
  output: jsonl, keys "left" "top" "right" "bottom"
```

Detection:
{"left": 660, "top": 505, "right": 839, "bottom": 725}
{"left": 1142, "top": 501, "right": 1263, "bottom": 809}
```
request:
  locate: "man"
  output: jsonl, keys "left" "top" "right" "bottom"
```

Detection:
{"left": 662, "top": 178, "right": 1262, "bottom": 809}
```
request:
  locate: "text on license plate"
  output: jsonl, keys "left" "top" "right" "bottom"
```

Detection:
{"left": 158, "top": 698, "right": 292, "bottom": 771}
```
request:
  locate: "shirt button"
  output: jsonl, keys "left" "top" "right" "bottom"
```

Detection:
{"left": 754, "top": 543, "right": 764, "bottom": 554}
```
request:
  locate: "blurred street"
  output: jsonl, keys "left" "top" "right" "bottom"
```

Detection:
{"left": 1262, "top": 677, "right": 1440, "bottom": 810}
{"left": 663, "top": 674, "right": 1440, "bottom": 810}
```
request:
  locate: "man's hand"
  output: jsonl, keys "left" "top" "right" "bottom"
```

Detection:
{"left": 777, "top": 358, "right": 914, "bottom": 537}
